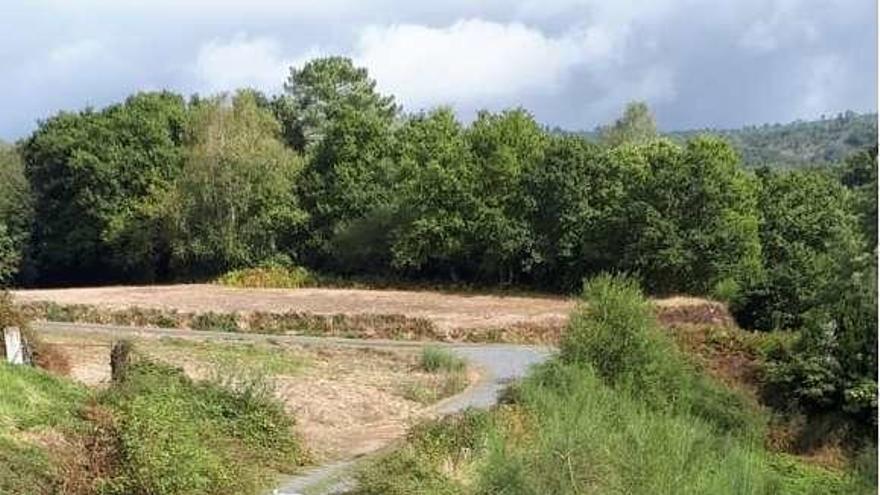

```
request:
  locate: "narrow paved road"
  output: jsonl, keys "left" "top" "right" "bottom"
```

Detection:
{"left": 32, "top": 321, "right": 552, "bottom": 495}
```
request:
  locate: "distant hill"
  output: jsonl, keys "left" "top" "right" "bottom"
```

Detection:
{"left": 671, "top": 111, "right": 877, "bottom": 168}
{"left": 559, "top": 111, "right": 877, "bottom": 168}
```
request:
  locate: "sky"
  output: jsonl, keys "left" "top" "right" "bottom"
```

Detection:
{"left": 0, "top": 0, "right": 876, "bottom": 140}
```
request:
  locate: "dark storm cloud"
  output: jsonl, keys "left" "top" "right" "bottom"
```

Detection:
{"left": 0, "top": 0, "right": 875, "bottom": 140}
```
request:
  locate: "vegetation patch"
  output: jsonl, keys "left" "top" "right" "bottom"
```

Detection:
{"left": 216, "top": 265, "right": 316, "bottom": 289}
{"left": 419, "top": 346, "right": 466, "bottom": 373}
{"left": 157, "top": 338, "right": 306, "bottom": 375}
{"left": 96, "top": 356, "right": 306, "bottom": 494}
{"left": 356, "top": 275, "right": 874, "bottom": 495}
{"left": 19, "top": 300, "right": 441, "bottom": 340}
{"left": 399, "top": 347, "right": 469, "bottom": 405}
{"left": 0, "top": 324, "right": 308, "bottom": 495}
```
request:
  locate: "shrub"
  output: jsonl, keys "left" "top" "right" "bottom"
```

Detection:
{"left": 560, "top": 274, "right": 686, "bottom": 403}
{"left": 361, "top": 361, "right": 860, "bottom": 495}
{"left": 560, "top": 274, "right": 763, "bottom": 435}
{"left": 761, "top": 247, "right": 877, "bottom": 426}
{"left": 355, "top": 411, "right": 489, "bottom": 495}
{"left": 216, "top": 264, "right": 315, "bottom": 289}
{"left": 420, "top": 346, "right": 466, "bottom": 373}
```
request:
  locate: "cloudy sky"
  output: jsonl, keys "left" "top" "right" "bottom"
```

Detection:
{"left": 1, "top": 0, "right": 876, "bottom": 140}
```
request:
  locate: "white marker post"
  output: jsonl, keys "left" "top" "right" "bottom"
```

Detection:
{"left": 3, "top": 327, "right": 24, "bottom": 365}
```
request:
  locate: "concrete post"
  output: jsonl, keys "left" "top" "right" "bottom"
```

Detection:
{"left": 3, "top": 327, "right": 24, "bottom": 364}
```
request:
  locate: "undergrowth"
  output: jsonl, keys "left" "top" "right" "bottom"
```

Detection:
{"left": 0, "top": 344, "right": 306, "bottom": 495}
{"left": 215, "top": 265, "right": 315, "bottom": 289}
{"left": 97, "top": 358, "right": 305, "bottom": 494}
{"left": 399, "top": 346, "right": 469, "bottom": 405}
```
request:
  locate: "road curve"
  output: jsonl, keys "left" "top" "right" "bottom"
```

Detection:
{"left": 31, "top": 321, "right": 553, "bottom": 495}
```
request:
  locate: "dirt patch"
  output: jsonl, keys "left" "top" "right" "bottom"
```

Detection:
{"left": 664, "top": 324, "right": 761, "bottom": 396}
{"left": 654, "top": 299, "right": 734, "bottom": 327}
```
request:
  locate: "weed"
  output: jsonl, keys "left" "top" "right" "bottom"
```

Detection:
{"left": 420, "top": 346, "right": 465, "bottom": 373}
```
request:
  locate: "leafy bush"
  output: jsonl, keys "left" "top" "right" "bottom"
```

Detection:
{"left": 216, "top": 264, "right": 315, "bottom": 289}
{"left": 760, "top": 232, "right": 877, "bottom": 426}
{"left": 561, "top": 274, "right": 763, "bottom": 435}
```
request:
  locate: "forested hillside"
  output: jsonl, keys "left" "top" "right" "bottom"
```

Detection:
{"left": 565, "top": 110, "right": 877, "bottom": 168}
{"left": 673, "top": 111, "right": 877, "bottom": 168}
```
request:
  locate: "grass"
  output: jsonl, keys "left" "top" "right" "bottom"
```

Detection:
{"left": 354, "top": 274, "right": 874, "bottom": 495}
{"left": 400, "top": 373, "right": 470, "bottom": 405}
{"left": 0, "top": 351, "right": 307, "bottom": 495}
{"left": 156, "top": 337, "right": 306, "bottom": 375}
{"left": 399, "top": 346, "right": 469, "bottom": 405}
{"left": 419, "top": 346, "right": 466, "bottom": 373}
{"left": 0, "top": 363, "right": 90, "bottom": 494}
{"left": 0, "top": 362, "right": 88, "bottom": 431}
{"left": 98, "top": 358, "right": 306, "bottom": 495}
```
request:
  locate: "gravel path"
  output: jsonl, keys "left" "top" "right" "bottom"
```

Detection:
{"left": 32, "top": 321, "right": 552, "bottom": 495}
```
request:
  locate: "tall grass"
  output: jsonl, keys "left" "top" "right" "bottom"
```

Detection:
{"left": 420, "top": 346, "right": 466, "bottom": 373}
{"left": 0, "top": 363, "right": 90, "bottom": 494}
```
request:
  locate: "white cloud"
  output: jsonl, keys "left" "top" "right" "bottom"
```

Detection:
{"left": 800, "top": 54, "right": 845, "bottom": 117}
{"left": 47, "top": 39, "right": 104, "bottom": 67}
{"left": 192, "top": 20, "right": 621, "bottom": 109}
{"left": 739, "top": 0, "right": 818, "bottom": 52}
{"left": 354, "top": 19, "right": 617, "bottom": 110}
{"left": 194, "top": 34, "right": 296, "bottom": 92}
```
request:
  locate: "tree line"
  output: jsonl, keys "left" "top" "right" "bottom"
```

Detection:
{"left": 0, "top": 56, "right": 876, "bottom": 421}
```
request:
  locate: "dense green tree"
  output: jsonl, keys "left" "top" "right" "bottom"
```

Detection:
{"left": 298, "top": 105, "right": 396, "bottom": 264}
{"left": 736, "top": 168, "right": 865, "bottom": 330}
{"left": 389, "top": 108, "right": 476, "bottom": 279}
{"left": 171, "top": 92, "right": 307, "bottom": 275}
{"left": 623, "top": 137, "right": 763, "bottom": 295}
{"left": 0, "top": 144, "right": 32, "bottom": 282}
{"left": 281, "top": 57, "right": 397, "bottom": 150}
{"left": 0, "top": 225, "right": 18, "bottom": 285}
{"left": 467, "top": 109, "right": 547, "bottom": 283}
{"left": 671, "top": 111, "right": 878, "bottom": 169}
{"left": 839, "top": 148, "right": 878, "bottom": 249}
{"left": 764, "top": 236, "right": 876, "bottom": 422}
{"left": 523, "top": 136, "right": 643, "bottom": 289}
{"left": 21, "top": 92, "right": 188, "bottom": 282}
{"left": 599, "top": 101, "right": 658, "bottom": 147}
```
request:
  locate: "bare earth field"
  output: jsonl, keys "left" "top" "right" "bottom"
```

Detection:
{"left": 40, "top": 329, "right": 473, "bottom": 462}
{"left": 13, "top": 284, "right": 727, "bottom": 335}
{"left": 14, "top": 284, "right": 573, "bottom": 332}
